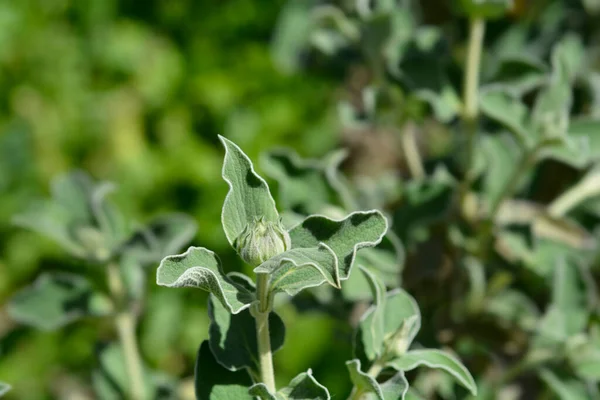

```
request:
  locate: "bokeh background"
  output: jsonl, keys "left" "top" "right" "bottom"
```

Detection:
{"left": 1, "top": 0, "right": 599, "bottom": 399}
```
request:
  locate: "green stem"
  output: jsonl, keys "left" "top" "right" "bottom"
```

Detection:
{"left": 459, "top": 17, "right": 486, "bottom": 206}
{"left": 255, "top": 273, "right": 276, "bottom": 393}
{"left": 107, "top": 262, "right": 145, "bottom": 400}
{"left": 402, "top": 122, "right": 425, "bottom": 179}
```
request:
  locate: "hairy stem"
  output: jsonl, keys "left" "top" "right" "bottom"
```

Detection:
{"left": 402, "top": 122, "right": 425, "bottom": 179}
{"left": 255, "top": 273, "right": 276, "bottom": 393}
{"left": 459, "top": 17, "right": 486, "bottom": 205}
{"left": 107, "top": 262, "right": 145, "bottom": 400}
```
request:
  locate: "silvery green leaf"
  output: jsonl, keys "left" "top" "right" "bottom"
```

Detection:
{"left": 356, "top": 289, "right": 421, "bottom": 362}
{"left": 92, "top": 342, "right": 172, "bottom": 400}
{"left": 357, "top": 266, "right": 386, "bottom": 360}
{"left": 480, "top": 89, "right": 530, "bottom": 144}
{"left": 0, "top": 382, "right": 10, "bottom": 397}
{"left": 342, "top": 232, "right": 403, "bottom": 301}
{"left": 539, "top": 369, "right": 590, "bottom": 400}
{"left": 366, "top": 372, "right": 409, "bottom": 400}
{"left": 387, "top": 349, "right": 477, "bottom": 395}
{"left": 219, "top": 135, "right": 280, "bottom": 248}
{"left": 8, "top": 272, "right": 112, "bottom": 330}
{"left": 208, "top": 295, "right": 285, "bottom": 372}
{"left": 567, "top": 331, "right": 600, "bottom": 381}
{"left": 346, "top": 359, "right": 384, "bottom": 400}
{"left": 552, "top": 34, "right": 585, "bottom": 83}
{"left": 543, "top": 118, "right": 600, "bottom": 169}
{"left": 195, "top": 341, "right": 253, "bottom": 400}
{"left": 156, "top": 246, "right": 254, "bottom": 314}
{"left": 256, "top": 210, "right": 387, "bottom": 292}
{"left": 250, "top": 369, "right": 330, "bottom": 400}
{"left": 122, "top": 213, "right": 197, "bottom": 265}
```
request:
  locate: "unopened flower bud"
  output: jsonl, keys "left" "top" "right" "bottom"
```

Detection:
{"left": 234, "top": 218, "right": 291, "bottom": 266}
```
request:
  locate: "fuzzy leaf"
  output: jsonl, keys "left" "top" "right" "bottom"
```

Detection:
{"left": 0, "top": 382, "right": 10, "bottom": 397}
{"left": 387, "top": 349, "right": 477, "bottom": 395}
{"left": 195, "top": 341, "right": 253, "bottom": 400}
{"left": 219, "top": 135, "right": 280, "bottom": 247}
{"left": 156, "top": 246, "right": 254, "bottom": 314}
{"left": 346, "top": 359, "right": 384, "bottom": 400}
{"left": 250, "top": 369, "right": 330, "bottom": 400}
{"left": 552, "top": 34, "right": 585, "bottom": 83}
{"left": 356, "top": 289, "right": 421, "bottom": 362}
{"left": 256, "top": 210, "right": 387, "bottom": 292}
{"left": 8, "top": 273, "right": 111, "bottom": 330}
{"left": 123, "top": 213, "right": 197, "bottom": 265}
{"left": 208, "top": 295, "right": 285, "bottom": 372}
{"left": 357, "top": 265, "right": 386, "bottom": 360}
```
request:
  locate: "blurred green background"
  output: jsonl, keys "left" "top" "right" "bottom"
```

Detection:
{"left": 0, "top": 0, "right": 342, "bottom": 398}
{"left": 1, "top": 0, "right": 600, "bottom": 398}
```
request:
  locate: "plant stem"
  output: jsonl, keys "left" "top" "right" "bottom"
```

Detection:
{"left": 107, "top": 262, "right": 146, "bottom": 400}
{"left": 460, "top": 17, "right": 486, "bottom": 205}
{"left": 255, "top": 273, "right": 276, "bottom": 393}
{"left": 401, "top": 122, "right": 425, "bottom": 179}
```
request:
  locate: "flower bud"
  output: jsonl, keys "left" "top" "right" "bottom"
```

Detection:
{"left": 234, "top": 218, "right": 291, "bottom": 266}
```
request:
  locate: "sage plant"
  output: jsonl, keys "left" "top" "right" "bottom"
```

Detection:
{"left": 9, "top": 172, "right": 196, "bottom": 399}
{"left": 157, "top": 137, "right": 476, "bottom": 399}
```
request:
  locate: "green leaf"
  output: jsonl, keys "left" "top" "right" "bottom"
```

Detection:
{"left": 250, "top": 369, "right": 331, "bottom": 400}
{"left": 92, "top": 342, "right": 174, "bottom": 400}
{"left": 481, "top": 133, "right": 526, "bottom": 206}
{"left": 544, "top": 118, "right": 600, "bottom": 169}
{"left": 256, "top": 210, "right": 388, "bottom": 292}
{"left": 208, "top": 294, "right": 285, "bottom": 372}
{"left": 485, "top": 289, "right": 540, "bottom": 331}
{"left": 219, "top": 135, "right": 280, "bottom": 247}
{"left": 387, "top": 349, "right": 477, "bottom": 395}
{"left": 0, "top": 382, "right": 10, "bottom": 397}
{"left": 195, "top": 341, "right": 253, "bottom": 400}
{"left": 156, "top": 246, "right": 255, "bottom": 314}
{"left": 8, "top": 272, "right": 111, "bottom": 330}
{"left": 346, "top": 359, "right": 384, "bottom": 400}
{"left": 356, "top": 289, "right": 421, "bottom": 361}
{"left": 122, "top": 213, "right": 197, "bottom": 265}
{"left": 552, "top": 34, "right": 585, "bottom": 83}
{"left": 539, "top": 369, "right": 590, "bottom": 400}
{"left": 357, "top": 265, "right": 386, "bottom": 360}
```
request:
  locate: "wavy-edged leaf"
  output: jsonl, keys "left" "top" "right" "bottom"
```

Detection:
{"left": 208, "top": 295, "right": 285, "bottom": 372}
{"left": 195, "top": 341, "right": 253, "bottom": 400}
{"left": 358, "top": 265, "right": 386, "bottom": 360}
{"left": 250, "top": 369, "right": 330, "bottom": 400}
{"left": 346, "top": 359, "right": 383, "bottom": 400}
{"left": 287, "top": 210, "right": 388, "bottom": 287}
{"left": 356, "top": 289, "right": 421, "bottom": 362}
{"left": 387, "top": 349, "right": 477, "bottom": 395}
{"left": 156, "top": 246, "right": 254, "bottom": 314}
{"left": 219, "top": 135, "right": 280, "bottom": 247}
{"left": 8, "top": 272, "right": 112, "bottom": 331}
